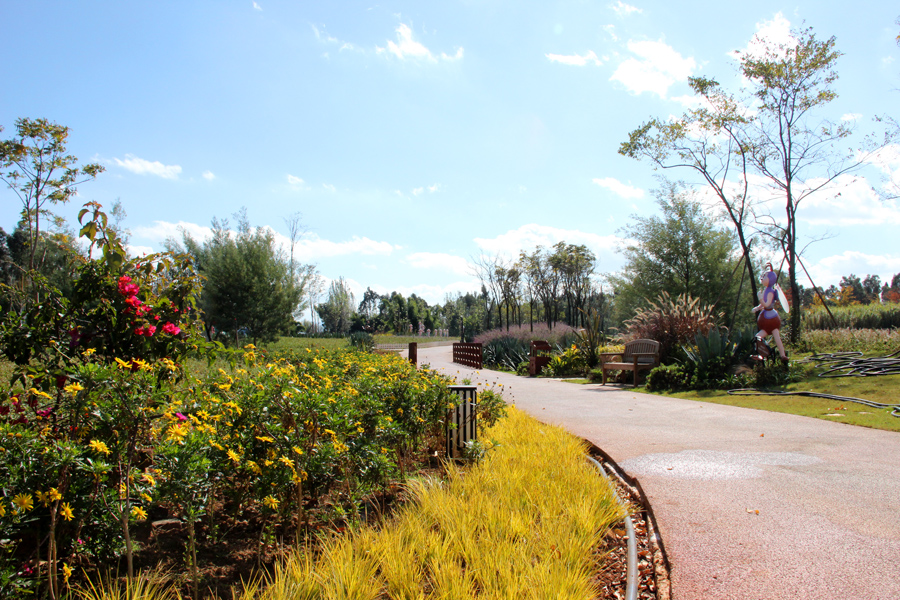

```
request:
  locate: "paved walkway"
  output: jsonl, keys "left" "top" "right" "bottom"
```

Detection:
{"left": 416, "top": 345, "right": 900, "bottom": 600}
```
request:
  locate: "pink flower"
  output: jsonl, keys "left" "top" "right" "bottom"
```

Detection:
{"left": 118, "top": 276, "right": 140, "bottom": 297}
{"left": 144, "top": 325, "right": 157, "bottom": 337}
{"left": 176, "top": 412, "right": 188, "bottom": 421}
{"left": 134, "top": 327, "right": 145, "bottom": 336}
{"left": 162, "top": 322, "right": 181, "bottom": 336}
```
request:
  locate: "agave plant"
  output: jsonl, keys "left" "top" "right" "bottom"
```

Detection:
{"left": 482, "top": 337, "right": 531, "bottom": 371}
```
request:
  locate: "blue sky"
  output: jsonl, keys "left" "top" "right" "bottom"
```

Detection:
{"left": 2, "top": 1, "right": 899, "bottom": 310}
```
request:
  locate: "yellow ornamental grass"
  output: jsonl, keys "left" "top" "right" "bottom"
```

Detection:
{"left": 238, "top": 407, "right": 625, "bottom": 599}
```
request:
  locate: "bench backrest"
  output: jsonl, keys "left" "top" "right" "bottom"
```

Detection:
{"left": 623, "top": 339, "right": 660, "bottom": 364}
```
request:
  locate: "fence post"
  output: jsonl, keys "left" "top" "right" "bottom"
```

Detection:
{"left": 408, "top": 342, "right": 417, "bottom": 366}
{"left": 446, "top": 385, "right": 477, "bottom": 459}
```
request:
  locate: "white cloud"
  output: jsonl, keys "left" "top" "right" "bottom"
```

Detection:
{"left": 610, "top": 1, "right": 642, "bottom": 17}
{"left": 730, "top": 12, "right": 794, "bottom": 61}
{"left": 603, "top": 24, "right": 619, "bottom": 42}
{"left": 592, "top": 177, "right": 645, "bottom": 199}
{"left": 412, "top": 183, "right": 441, "bottom": 196}
{"left": 294, "top": 233, "right": 398, "bottom": 259}
{"left": 252, "top": 1, "right": 262, "bottom": 10}
{"left": 202, "top": 171, "right": 215, "bottom": 181}
{"left": 546, "top": 50, "right": 602, "bottom": 66}
{"left": 863, "top": 143, "right": 900, "bottom": 195}
{"left": 287, "top": 174, "right": 306, "bottom": 188}
{"left": 841, "top": 113, "right": 862, "bottom": 122}
{"left": 806, "top": 251, "right": 900, "bottom": 288}
{"left": 610, "top": 39, "right": 696, "bottom": 98}
{"left": 323, "top": 183, "right": 336, "bottom": 193}
{"left": 405, "top": 252, "right": 471, "bottom": 276}
{"left": 800, "top": 175, "right": 900, "bottom": 226}
{"left": 376, "top": 23, "right": 462, "bottom": 62}
{"left": 473, "top": 224, "right": 624, "bottom": 265}
{"left": 132, "top": 220, "right": 214, "bottom": 245}
{"left": 127, "top": 245, "right": 154, "bottom": 257}
{"left": 112, "top": 155, "right": 182, "bottom": 179}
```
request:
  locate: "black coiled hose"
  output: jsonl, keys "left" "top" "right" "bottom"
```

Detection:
{"left": 728, "top": 348, "right": 900, "bottom": 417}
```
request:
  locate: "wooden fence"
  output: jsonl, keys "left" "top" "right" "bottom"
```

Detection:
{"left": 452, "top": 342, "right": 483, "bottom": 369}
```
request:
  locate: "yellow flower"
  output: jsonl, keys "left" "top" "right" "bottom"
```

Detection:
{"left": 114, "top": 357, "right": 131, "bottom": 370}
{"left": 0, "top": 502, "right": 6, "bottom": 517}
{"left": 13, "top": 493, "right": 34, "bottom": 512}
{"left": 227, "top": 449, "right": 241, "bottom": 464}
{"left": 28, "top": 387, "right": 53, "bottom": 400}
{"left": 36, "top": 490, "right": 49, "bottom": 507}
{"left": 255, "top": 436, "right": 274, "bottom": 443}
{"left": 292, "top": 446, "right": 304, "bottom": 455}
{"left": 89, "top": 440, "right": 111, "bottom": 456}
{"left": 61, "top": 502, "right": 75, "bottom": 521}
{"left": 159, "top": 358, "right": 177, "bottom": 372}
{"left": 47, "top": 488, "right": 62, "bottom": 502}
{"left": 244, "top": 343, "right": 256, "bottom": 350}
{"left": 62, "top": 563, "right": 73, "bottom": 582}
{"left": 248, "top": 460, "right": 262, "bottom": 474}
{"left": 279, "top": 456, "right": 294, "bottom": 468}
{"left": 141, "top": 493, "right": 152, "bottom": 503}
{"left": 132, "top": 358, "right": 151, "bottom": 371}
{"left": 131, "top": 506, "right": 148, "bottom": 521}
{"left": 263, "top": 495, "right": 279, "bottom": 510}
{"left": 82, "top": 348, "right": 96, "bottom": 356}
{"left": 64, "top": 382, "right": 84, "bottom": 394}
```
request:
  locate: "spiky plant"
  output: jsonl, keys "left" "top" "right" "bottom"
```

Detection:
{"left": 624, "top": 292, "right": 721, "bottom": 363}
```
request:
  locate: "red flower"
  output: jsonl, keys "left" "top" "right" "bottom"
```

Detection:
{"left": 118, "top": 275, "right": 140, "bottom": 297}
{"left": 162, "top": 322, "right": 181, "bottom": 336}
{"left": 144, "top": 325, "right": 157, "bottom": 337}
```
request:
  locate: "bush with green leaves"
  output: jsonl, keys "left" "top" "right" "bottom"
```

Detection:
{"left": 348, "top": 331, "right": 375, "bottom": 352}
{"left": 546, "top": 344, "right": 586, "bottom": 377}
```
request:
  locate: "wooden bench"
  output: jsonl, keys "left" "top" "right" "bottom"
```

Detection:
{"left": 600, "top": 339, "right": 661, "bottom": 387}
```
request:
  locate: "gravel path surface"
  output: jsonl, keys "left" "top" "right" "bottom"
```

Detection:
{"left": 417, "top": 345, "right": 900, "bottom": 600}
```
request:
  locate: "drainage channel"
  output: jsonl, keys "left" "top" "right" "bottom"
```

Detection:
{"left": 588, "top": 449, "right": 671, "bottom": 600}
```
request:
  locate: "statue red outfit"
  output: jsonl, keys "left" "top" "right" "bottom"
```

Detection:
{"left": 753, "top": 266, "right": 787, "bottom": 361}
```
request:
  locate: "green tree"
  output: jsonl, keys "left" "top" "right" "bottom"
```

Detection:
{"left": 623, "top": 27, "right": 894, "bottom": 342}
{"left": 181, "top": 210, "right": 302, "bottom": 345}
{"left": 609, "top": 183, "right": 744, "bottom": 325}
{"left": 1, "top": 118, "right": 103, "bottom": 273}
{"left": 316, "top": 277, "right": 355, "bottom": 335}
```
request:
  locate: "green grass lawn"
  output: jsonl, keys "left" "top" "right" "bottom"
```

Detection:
{"left": 641, "top": 358, "right": 900, "bottom": 433}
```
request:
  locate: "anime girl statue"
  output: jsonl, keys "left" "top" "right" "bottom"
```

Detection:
{"left": 752, "top": 263, "right": 789, "bottom": 363}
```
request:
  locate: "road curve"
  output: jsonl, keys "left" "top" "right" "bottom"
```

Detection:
{"left": 416, "top": 345, "right": 900, "bottom": 600}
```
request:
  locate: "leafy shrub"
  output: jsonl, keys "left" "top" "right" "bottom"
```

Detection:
{"left": 475, "top": 385, "right": 507, "bottom": 430}
{"left": 348, "top": 331, "right": 375, "bottom": 352}
{"left": 546, "top": 344, "right": 585, "bottom": 377}
{"left": 623, "top": 292, "right": 720, "bottom": 363}
{"left": 646, "top": 363, "right": 694, "bottom": 391}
